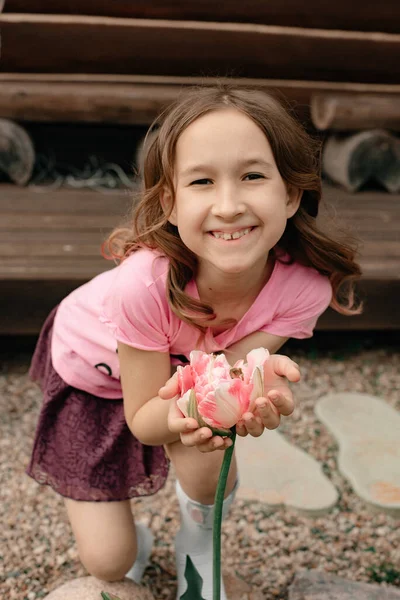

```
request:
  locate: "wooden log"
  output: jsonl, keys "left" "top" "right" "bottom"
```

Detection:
{"left": 322, "top": 131, "right": 400, "bottom": 193}
{"left": 0, "top": 81, "right": 180, "bottom": 125}
{"left": 1, "top": 14, "right": 400, "bottom": 84}
{"left": 4, "top": 0, "right": 400, "bottom": 34}
{"left": 312, "top": 93, "right": 400, "bottom": 131}
{"left": 1, "top": 76, "right": 400, "bottom": 125}
{"left": 0, "top": 118, "right": 35, "bottom": 184}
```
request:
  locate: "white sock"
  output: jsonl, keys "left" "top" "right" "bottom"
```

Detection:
{"left": 174, "top": 479, "right": 239, "bottom": 600}
{"left": 125, "top": 522, "right": 154, "bottom": 584}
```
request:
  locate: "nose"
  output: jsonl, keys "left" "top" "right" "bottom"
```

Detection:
{"left": 210, "top": 183, "right": 245, "bottom": 219}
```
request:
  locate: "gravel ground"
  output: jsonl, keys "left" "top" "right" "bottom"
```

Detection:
{"left": 1, "top": 333, "right": 400, "bottom": 600}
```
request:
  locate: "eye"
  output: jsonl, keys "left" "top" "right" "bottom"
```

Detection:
{"left": 244, "top": 173, "right": 264, "bottom": 181}
{"left": 190, "top": 178, "right": 212, "bottom": 185}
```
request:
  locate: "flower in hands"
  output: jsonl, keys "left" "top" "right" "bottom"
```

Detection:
{"left": 176, "top": 348, "right": 270, "bottom": 435}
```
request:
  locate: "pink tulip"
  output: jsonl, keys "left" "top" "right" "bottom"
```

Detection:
{"left": 176, "top": 348, "right": 270, "bottom": 433}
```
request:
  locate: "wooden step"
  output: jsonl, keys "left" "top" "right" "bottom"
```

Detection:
{"left": 4, "top": 0, "right": 400, "bottom": 33}
{"left": 1, "top": 74, "right": 400, "bottom": 125}
{"left": 1, "top": 14, "right": 399, "bottom": 83}
{"left": 1, "top": 183, "right": 398, "bottom": 280}
{"left": 0, "top": 183, "right": 399, "bottom": 332}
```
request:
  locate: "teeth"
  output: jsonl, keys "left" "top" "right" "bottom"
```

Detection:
{"left": 212, "top": 228, "right": 251, "bottom": 240}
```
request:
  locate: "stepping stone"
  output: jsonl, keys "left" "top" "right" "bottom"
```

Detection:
{"left": 315, "top": 392, "right": 400, "bottom": 516}
{"left": 235, "top": 429, "right": 338, "bottom": 515}
{"left": 43, "top": 576, "right": 155, "bottom": 600}
{"left": 289, "top": 569, "right": 400, "bottom": 599}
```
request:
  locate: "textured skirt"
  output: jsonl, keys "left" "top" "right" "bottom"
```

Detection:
{"left": 26, "top": 307, "right": 169, "bottom": 502}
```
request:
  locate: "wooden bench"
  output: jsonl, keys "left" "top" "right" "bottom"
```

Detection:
{"left": 1, "top": 183, "right": 399, "bottom": 333}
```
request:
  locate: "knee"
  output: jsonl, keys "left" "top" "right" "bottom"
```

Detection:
{"left": 78, "top": 538, "right": 136, "bottom": 582}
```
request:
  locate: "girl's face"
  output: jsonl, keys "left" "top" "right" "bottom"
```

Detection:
{"left": 165, "top": 108, "right": 301, "bottom": 278}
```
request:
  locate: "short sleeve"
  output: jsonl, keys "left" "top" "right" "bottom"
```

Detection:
{"left": 99, "top": 252, "right": 170, "bottom": 352}
{"left": 262, "top": 272, "right": 332, "bottom": 339}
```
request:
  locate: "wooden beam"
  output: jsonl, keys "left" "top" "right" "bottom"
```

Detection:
{"left": 312, "top": 93, "right": 400, "bottom": 130}
{"left": 4, "top": 0, "right": 400, "bottom": 34}
{"left": 2, "top": 76, "right": 400, "bottom": 124}
{"left": 0, "top": 81, "right": 180, "bottom": 125}
{"left": 1, "top": 14, "right": 399, "bottom": 83}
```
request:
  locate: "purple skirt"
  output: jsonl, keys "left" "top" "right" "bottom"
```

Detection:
{"left": 27, "top": 307, "right": 169, "bottom": 502}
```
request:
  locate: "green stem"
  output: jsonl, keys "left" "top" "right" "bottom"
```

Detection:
{"left": 213, "top": 427, "right": 236, "bottom": 600}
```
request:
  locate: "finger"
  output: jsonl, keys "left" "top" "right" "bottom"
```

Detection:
{"left": 159, "top": 372, "right": 179, "bottom": 399}
{"left": 180, "top": 426, "right": 213, "bottom": 447}
{"left": 168, "top": 416, "right": 199, "bottom": 434}
{"left": 235, "top": 420, "right": 249, "bottom": 438}
{"left": 167, "top": 400, "right": 199, "bottom": 433}
{"left": 265, "top": 355, "right": 301, "bottom": 382}
{"left": 267, "top": 389, "right": 295, "bottom": 417}
{"left": 242, "top": 412, "right": 264, "bottom": 437}
{"left": 255, "top": 398, "right": 281, "bottom": 429}
{"left": 196, "top": 435, "right": 234, "bottom": 453}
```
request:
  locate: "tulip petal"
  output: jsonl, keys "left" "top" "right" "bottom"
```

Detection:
{"left": 242, "top": 347, "right": 270, "bottom": 383}
{"left": 177, "top": 364, "right": 195, "bottom": 395}
{"left": 189, "top": 350, "right": 213, "bottom": 377}
{"left": 249, "top": 366, "right": 264, "bottom": 411}
{"left": 176, "top": 389, "right": 192, "bottom": 417}
{"left": 199, "top": 380, "right": 250, "bottom": 429}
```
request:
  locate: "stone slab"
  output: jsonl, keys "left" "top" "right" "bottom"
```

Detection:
{"left": 289, "top": 570, "right": 400, "bottom": 599}
{"left": 315, "top": 392, "right": 400, "bottom": 516}
{"left": 235, "top": 429, "right": 338, "bottom": 516}
{"left": 43, "top": 573, "right": 263, "bottom": 600}
{"left": 44, "top": 576, "right": 155, "bottom": 600}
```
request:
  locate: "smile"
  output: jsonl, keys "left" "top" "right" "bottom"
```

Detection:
{"left": 210, "top": 227, "right": 254, "bottom": 241}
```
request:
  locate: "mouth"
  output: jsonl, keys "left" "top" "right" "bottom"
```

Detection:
{"left": 209, "top": 227, "right": 255, "bottom": 241}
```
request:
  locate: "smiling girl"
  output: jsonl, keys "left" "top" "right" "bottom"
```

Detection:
{"left": 27, "top": 84, "right": 361, "bottom": 600}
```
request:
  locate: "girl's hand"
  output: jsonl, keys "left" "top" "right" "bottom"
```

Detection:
{"left": 166, "top": 398, "right": 233, "bottom": 453}
{"left": 236, "top": 354, "right": 300, "bottom": 437}
{"left": 159, "top": 353, "right": 300, "bottom": 443}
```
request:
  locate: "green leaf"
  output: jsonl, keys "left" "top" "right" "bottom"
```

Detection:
{"left": 179, "top": 555, "right": 206, "bottom": 600}
{"left": 101, "top": 593, "right": 121, "bottom": 600}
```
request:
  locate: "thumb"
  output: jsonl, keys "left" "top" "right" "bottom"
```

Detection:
{"left": 159, "top": 372, "right": 179, "bottom": 400}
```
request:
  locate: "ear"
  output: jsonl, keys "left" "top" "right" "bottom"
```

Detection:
{"left": 286, "top": 185, "right": 303, "bottom": 218}
{"left": 160, "top": 187, "right": 177, "bottom": 225}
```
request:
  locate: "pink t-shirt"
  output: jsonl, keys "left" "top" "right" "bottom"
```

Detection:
{"left": 51, "top": 248, "right": 332, "bottom": 398}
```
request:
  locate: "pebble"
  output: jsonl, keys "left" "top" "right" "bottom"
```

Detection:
{"left": 1, "top": 343, "right": 399, "bottom": 599}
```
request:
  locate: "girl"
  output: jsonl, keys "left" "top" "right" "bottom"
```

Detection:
{"left": 27, "top": 84, "right": 361, "bottom": 600}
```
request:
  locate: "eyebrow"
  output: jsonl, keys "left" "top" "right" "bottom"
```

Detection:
{"left": 179, "top": 158, "right": 274, "bottom": 178}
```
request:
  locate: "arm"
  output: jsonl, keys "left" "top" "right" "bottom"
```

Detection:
{"left": 224, "top": 331, "right": 288, "bottom": 364}
{"left": 118, "top": 341, "right": 181, "bottom": 446}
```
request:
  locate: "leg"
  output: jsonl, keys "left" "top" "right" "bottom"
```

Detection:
{"left": 165, "top": 439, "right": 237, "bottom": 503}
{"left": 65, "top": 498, "right": 151, "bottom": 582}
{"left": 165, "top": 441, "right": 238, "bottom": 599}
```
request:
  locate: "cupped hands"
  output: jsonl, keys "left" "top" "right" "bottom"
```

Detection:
{"left": 159, "top": 353, "right": 300, "bottom": 453}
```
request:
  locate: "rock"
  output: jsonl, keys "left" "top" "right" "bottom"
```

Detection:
{"left": 224, "top": 571, "right": 264, "bottom": 600}
{"left": 289, "top": 570, "right": 400, "bottom": 599}
{"left": 43, "top": 576, "right": 155, "bottom": 600}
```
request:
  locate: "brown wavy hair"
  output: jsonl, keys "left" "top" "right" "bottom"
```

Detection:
{"left": 104, "top": 83, "right": 362, "bottom": 330}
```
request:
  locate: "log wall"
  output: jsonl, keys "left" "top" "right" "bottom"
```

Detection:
{"left": 0, "top": 14, "right": 399, "bottom": 83}
{"left": 4, "top": 0, "right": 400, "bottom": 33}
